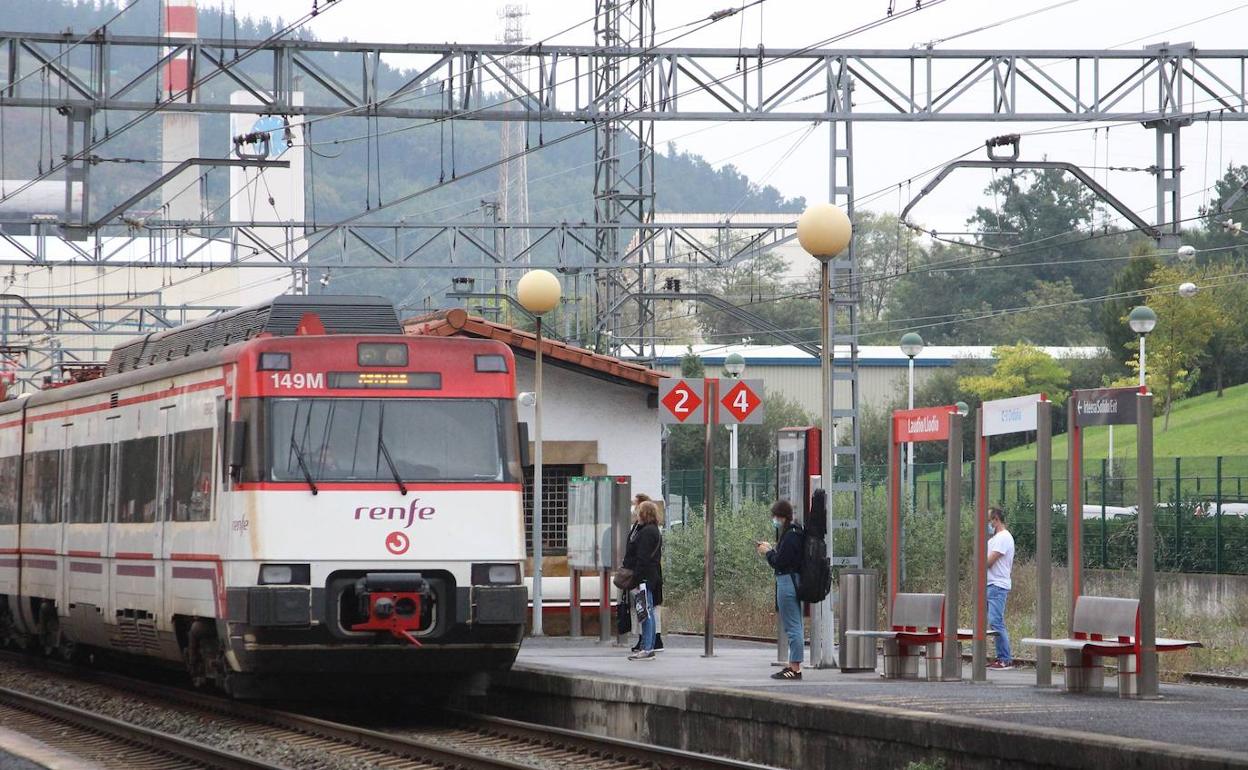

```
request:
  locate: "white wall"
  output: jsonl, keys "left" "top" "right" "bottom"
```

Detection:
{"left": 513, "top": 356, "right": 661, "bottom": 501}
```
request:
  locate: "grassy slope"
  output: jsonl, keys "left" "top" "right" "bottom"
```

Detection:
{"left": 992, "top": 382, "right": 1248, "bottom": 461}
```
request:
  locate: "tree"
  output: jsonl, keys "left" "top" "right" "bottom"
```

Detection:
{"left": 694, "top": 249, "right": 820, "bottom": 345}
{"left": 1133, "top": 265, "right": 1226, "bottom": 428}
{"left": 1200, "top": 164, "right": 1248, "bottom": 231}
{"left": 976, "top": 278, "right": 1096, "bottom": 345}
{"left": 958, "top": 344, "right": 1072, "bottom": 406}
{"left": 1099, "top": 241, "right": 1160, "bottom": 369}
{"left": 854, "top": 211, "right": 924, "bottom": 323}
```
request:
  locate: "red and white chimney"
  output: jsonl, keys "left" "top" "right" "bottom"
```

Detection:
{"left": 161, "top": 0, "right": 202, "bottom": 221}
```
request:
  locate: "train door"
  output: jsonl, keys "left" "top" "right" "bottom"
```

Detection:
{"left": 61, "top": 414, "right": 112, "bottom": 645}
{"left": 163, "top": 395, "right": 220, "bottom": 631}
{"left": 18, "top": 419, "right": 65, "bottom": 606}
{"left": 0, "top": 418, "right": 21, "bottom": 598}
{"left": 107, "top": 404, "right": 165, "bottom": 655}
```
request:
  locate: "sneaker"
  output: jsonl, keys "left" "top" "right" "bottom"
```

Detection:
{"left": 628, "top": 651, "right": 656, "bottom": 661}
{"left": 653, "top": 633, "right": 664, "bottom": 651}
{"left": 631, "top": 639, "right": 642, "bottom": 653}
{"left": 770, "top": 667, "right": 802, "bottom": 680}
{"left": 987, "top": 660, "right": 1013, "bottom": 669}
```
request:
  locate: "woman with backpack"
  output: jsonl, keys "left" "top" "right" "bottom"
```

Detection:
{"left": 757, "top": 499, "right": 804, "bottom": 680}
{"left": 628, "top": 500, "right": 664, "bottom": 661}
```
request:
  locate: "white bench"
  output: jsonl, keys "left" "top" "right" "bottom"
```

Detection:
{"left": 846, "top": 593, "right": 984, "bottom": 680}
{"left": 1022, "top": 595, "right": 1201, "bottom": 697}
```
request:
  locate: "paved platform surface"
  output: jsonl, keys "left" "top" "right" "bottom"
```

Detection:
{"left": 516, "top": 634, "right": 1248, "bottom": 757}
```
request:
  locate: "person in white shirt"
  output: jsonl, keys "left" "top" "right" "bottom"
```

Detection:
{"left": 986, "top": 507, "right": 1015, "bottom": 669}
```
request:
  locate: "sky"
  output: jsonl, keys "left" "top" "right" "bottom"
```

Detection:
{"left": 203, "top": 0, "right": 1248, "bottom": 234}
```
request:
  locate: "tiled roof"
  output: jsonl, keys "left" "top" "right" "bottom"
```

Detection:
{"left": 403, "top": 308, "right": 665, "bottom": 389}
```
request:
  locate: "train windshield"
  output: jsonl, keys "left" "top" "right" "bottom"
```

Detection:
{"left": 268, "top": 398, "right": 513, "bottom": 483}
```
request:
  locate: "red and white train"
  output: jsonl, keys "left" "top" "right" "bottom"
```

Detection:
{"left": 0, "top": 295, "right": 528, "bottom": 697}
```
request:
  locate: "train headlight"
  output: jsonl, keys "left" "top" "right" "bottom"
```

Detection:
{"left": 357, "top": 342, "right": 408, "bottom": 367}
{"left": 472, "top": 563, "right": 521, "bottom": 586}
{"left": 258, "top": 563, "right": 311, "bottom": 585}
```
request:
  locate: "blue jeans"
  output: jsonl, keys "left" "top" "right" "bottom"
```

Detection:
{"left": 776, "top": 575, "right": 803, "bottom": 664}
{"left": 640, "top": 609, "right": 656, "bottom": 652}
{"left": 987, "top": 584, "right": 1011, "bottom": 663}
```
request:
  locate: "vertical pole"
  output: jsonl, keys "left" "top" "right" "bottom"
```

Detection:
{"left": 570, "top": 568, "right": 582, "bottom": 637}
{"left": 1067, "top": 397, "right": 1083, "bottom": 628}
{"left": 729, "top": 423, "right": 739, "bottom": 512}
{"left": 999, "top": 460, "right": 1007, "bottom": 509}
{"left": 972, "top": 408, "right": 987, "bottom": 682}
{"left": 1174, "top": 457, "right": 1182, "bottom": 572}
{"left": 1216, "top": 456, "right": 1224, "bottom": 574}
{"left": 1139, "top": 335, "right": 1147, "bottom": 388}
{"left": 907, "top": 357, "right": 915, "bottom": 515}
{"left": 887, "top": 420, "right": 900, "bottom": 625}
{"left": 1101, "top": 459, "right": 1109, "bottom": 568}
{"left": 814, "top": 258, "right": 835, "bottom": 668}
{"left": 943, "top": 411, "right": 963, "bottom": 681}
{"left": 1137, "top": 392, "right": 1159, "bottom": 698}
{"left": 1035, "top": 400, "right": 1053, "bottom": 687}
{"left": 532, "top": 317, "right": 545, "bottom": 636}
{"left": 703, "top": 377, "right": 717, "bottom": 657}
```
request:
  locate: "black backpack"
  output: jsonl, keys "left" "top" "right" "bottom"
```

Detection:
{"left": 796, "top": 526, "right": 832, "bottom": 603}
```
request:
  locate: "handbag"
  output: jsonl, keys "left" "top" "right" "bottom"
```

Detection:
{"left": 612, "top": 567, "right": 637, "bottom": 591}
{"left": 615, "top": 595, "right": 632, "bottom": 634}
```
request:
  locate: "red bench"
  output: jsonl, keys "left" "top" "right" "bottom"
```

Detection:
{"left": 1023, "top": 595, "right": 1201, "bottom": 697}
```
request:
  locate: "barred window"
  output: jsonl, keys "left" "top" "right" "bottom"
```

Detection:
{"left": 522, "top": 464, "right": 580, "bottom": 555}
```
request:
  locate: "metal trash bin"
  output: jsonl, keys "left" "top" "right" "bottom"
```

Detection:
{"left": 837, "top": 568, "right": 879, "bottom": 671}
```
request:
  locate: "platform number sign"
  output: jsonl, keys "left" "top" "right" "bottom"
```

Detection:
{"left": 659, "top": 378, "right": 705, "bottom": 424}
{"left": 659, "top": 378, "right": 765, "bottom": 425}
{"left": 718, "top": 379, "right": 765, "bottom": 424}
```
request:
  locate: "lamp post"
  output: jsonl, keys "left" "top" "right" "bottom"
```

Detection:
{"left": 517, "top": 269, "right": 562, "bottom": 637}
{"left": 724, "top": 352, "right": 747, "bottom": 511}
{"left": 899, "top": 333, "right": 924, "bottom": 516}
{"left": 797, "top": 202, "right": 852, "bottom": 669}
{"left": 1129, "top": 306, "right": 1158, "bottom": 388}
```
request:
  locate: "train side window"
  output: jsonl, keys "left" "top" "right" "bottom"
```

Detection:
{"left": 68, "top": 445, "right": 109, "bottom": 524}
{"left": 21, "top": 451, "right": 60, "bottom": 524}
{"left": 171, "top": 429, "right": 213, "bottom": 522}
{"left": 0, "top": 456, "right": 18, "bottom": 525}
{"left": 116, "top": 437, "right": 159, "bottom": 524}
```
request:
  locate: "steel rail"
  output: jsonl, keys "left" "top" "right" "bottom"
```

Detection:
{"left": 0, "top": 650, "right": 778, "bottom": 769}
{"left": 0, "top": 684, "right": 285, "bottom": 770}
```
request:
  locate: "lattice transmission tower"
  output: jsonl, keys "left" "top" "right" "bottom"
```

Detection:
{"left": 497, "top": 4, "right": 532, "bottom": 303}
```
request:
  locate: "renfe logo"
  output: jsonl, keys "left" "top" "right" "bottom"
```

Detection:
{"left": 355, "top": 499, "right": 436, "bottom": 529}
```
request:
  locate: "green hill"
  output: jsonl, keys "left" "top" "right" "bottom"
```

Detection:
{"left": 992, "top": 382, "right": 1248, "bottom": 461}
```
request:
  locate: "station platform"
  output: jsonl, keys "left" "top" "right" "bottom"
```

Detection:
{"left": 481, "top": 635, "right": 1248, "bottom": 770}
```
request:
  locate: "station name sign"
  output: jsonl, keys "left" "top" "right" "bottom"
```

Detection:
{"left": 893, "top": 406, "right": 953, "bottom": 442}
{"left": 982, "top": 394, "right": 1044, "bottom": 437}
{"left": 1073, "top": 386, "right": 1143, "bottom": 427}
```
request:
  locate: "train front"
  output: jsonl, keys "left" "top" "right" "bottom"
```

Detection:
{"left": 220, "top": 334, "right": 527, "bottom": 697}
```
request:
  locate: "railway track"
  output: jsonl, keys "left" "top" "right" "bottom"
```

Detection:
{"left": 0, "top": 684, "right": 279, "bottom": 769}
{"left": 0, "top": 650, "right": 778, "bottom": 770}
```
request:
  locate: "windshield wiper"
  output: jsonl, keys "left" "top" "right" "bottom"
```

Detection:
{"left": 377, "top": 433, "right": 408, "bottom": 496}
{"left": 289, "top": 436, "right": 319, "bottom": 495}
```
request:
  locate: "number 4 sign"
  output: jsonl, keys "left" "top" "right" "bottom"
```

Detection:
{"left": 718, "top": 379, "right": 765, "bottom": 424}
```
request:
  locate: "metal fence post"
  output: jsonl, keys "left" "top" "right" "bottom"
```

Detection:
{"left": 1216, "top": 456, "right": 1224, "bottom": 574}
{"left": 1175, "top": 457, "right": 1182, "bottom": 572}
{"left": 999, "top": 459, "right": 1007, "bottom": 509}
{"left": 1100, "top": 458, "right": 1108, "bottom": 568}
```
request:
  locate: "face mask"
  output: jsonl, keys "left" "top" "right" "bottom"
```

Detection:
{"left": 773, "top": 518, "right": 784, "bottom": 531}
{"left": 987, "top": 523, "right": 995, "bottom": 537}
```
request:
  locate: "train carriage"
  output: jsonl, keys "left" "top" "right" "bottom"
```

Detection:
{"left": 0, "top": 295, "right": 528, "bottom": 697}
